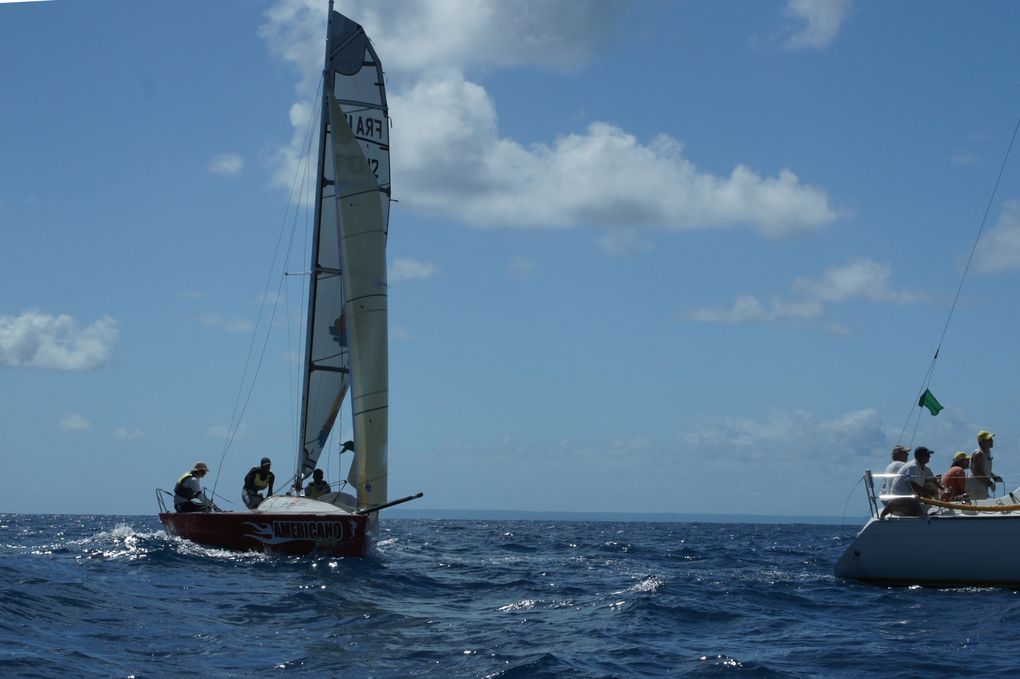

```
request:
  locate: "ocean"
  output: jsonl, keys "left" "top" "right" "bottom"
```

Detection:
{"left": 2, "top": 515, "right": 1017, "bottom": 678}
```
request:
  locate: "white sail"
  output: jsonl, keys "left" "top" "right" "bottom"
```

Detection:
{"left": 298, "top": 8, "right": 390, "bottom": 509}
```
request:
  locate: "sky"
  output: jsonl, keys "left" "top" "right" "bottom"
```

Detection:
{"left": 4, "top": 0, "right": 1020, "bottom": 518}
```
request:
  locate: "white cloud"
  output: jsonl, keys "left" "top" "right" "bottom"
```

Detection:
{"left": 209, "top": 153, "right": 244, "bottom": 176}
{"left": 198, "top": 312, "right": 255, "bottom": 334}
{"left": 783, "top": 0, "right": 853, "bottom": 50}
{"left": 424, "top": 408, "right": 903, "bottom": 515}
{"left": 262, "top": 0, "right": 838, "bottom": 241}
{"left": 684, "top": 295, "right": 825, "bottom": 324}
{"left": 113, "top": 427, "right": 144, "bottom": 440}
{"left": 792, "top": 258, "right": 915, "bottom": 303}
{"left": 976, "top": 200, "right": 1020, "bottom": 272}
{"left": 394, "top": 92, "right": 837, "bottom": 237}
{"left": 682, "top": 258, "right": 913, "bottom": 328}
{"left": 0, "top": 310, "right": 118, "bottom": 370}
{"left": 681, "top": 408, "right": 885, "bottom": 463}
{"left": 389, "top": 258, "right": 437, "bottom": 283}
{"left": 261, "top": 0, "right": 617, "bottom": 93}
{"left": 60, "top": 414, "right": 91, "bottom": 432}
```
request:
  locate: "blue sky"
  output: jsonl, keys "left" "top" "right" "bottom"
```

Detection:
{"left": 4, "top": 0, "right": 1020, "bottom": 517}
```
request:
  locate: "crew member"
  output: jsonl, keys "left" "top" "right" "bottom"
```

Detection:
{"left": 174, "top": 462, "right": 211, "bottom": 512}
{"left": 968, "top": 431, "right": 1002, "bottom": 499}
{"left": 305, "top": 468, "right": 331, "bottom": 499}
{"left": 242, "top": 457, "right": 275, "bottom": 509}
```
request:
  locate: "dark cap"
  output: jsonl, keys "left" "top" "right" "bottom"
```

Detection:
{"left": 260, "top": 457, "right": 271, "bottom": 467}
{"left": 914, "top": 446, "right": 933, "bottom": 457}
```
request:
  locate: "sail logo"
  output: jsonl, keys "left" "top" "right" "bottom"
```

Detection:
{"left": 242, "top": 519, "right": 356, "bottom": 546}
{"left": 345, "top": 113, "right": 385, "bottom": 141}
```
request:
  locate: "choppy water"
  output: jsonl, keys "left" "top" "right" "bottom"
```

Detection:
{"left": 2, "top": 515, "right": 1018, "bottom": 677}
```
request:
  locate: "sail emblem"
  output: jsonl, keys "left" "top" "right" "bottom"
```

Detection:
{"left": 329, "top": 315, "right": 347, "bottom": 346}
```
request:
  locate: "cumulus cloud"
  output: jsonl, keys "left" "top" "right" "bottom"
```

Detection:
{"left": 783, "top": 0, "right": 854, "bottom": 50}
{"left": 428, "top": 407, "right": 901, "bottom": 514}
{"left": 681, "top": 408, "right": 886, "bottom": 463}
{"left": 976, "top": 200, "right": 1020, "bottom": 273}
{"left": 792, "top": 258, "right": 915, "bottom": 303}
{"left": 60, "top": 414, "right": 91, "bottom": 432}
{"left": 0, "top": 310, "right": 118, "bottom": 370}
{"left": 209, "top": 153, "right": 244, "bottom": 176}
{"left": 261, "top": 0, "right": 839, "bottom": 241}
{"left": 389, "top": 257, "right": 437, "bottom": 283}
{"left": 682, "top": 258, "right": 914, "bottom": 328}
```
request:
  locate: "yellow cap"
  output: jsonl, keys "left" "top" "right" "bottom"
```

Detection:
{"left": 977, "top": 431, "right": 995, "bottom": 442}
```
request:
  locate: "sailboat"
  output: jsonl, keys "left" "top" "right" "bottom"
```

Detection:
{"left": 834, "top": 472, "right": 1020, "bottom": 585}
{"left": 158, "top": 5, "right": 418, "bottom": 557}
{"left": 836, "top": 120, "right": 1020, "bottom": 586}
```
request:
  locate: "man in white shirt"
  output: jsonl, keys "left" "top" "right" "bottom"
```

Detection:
{"left": 881, "top": 447, "right": 934, "bottom": 518}
{"left": 967, "top": 430, "right": 1002, "bottom": 499}
{"left": 880, "top": 445, "right": 911, "bottom": 500}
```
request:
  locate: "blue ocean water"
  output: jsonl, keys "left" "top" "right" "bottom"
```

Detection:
{"left": 2, "top": 516, "right": 1018, "bottom": 678}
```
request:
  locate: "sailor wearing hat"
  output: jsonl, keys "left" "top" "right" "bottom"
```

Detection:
{"left": 242, "top": 457, "right": 275, "bottom": 509}
{"left": 174, "top": 462, "right": 212, "bottom": 512}
{"left": 968, "top": 431, "right": 1003, "bottom": 499}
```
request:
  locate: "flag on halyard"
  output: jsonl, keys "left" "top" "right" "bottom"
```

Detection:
{"left": 918, "top": 389, "right": 943, "bottom": 416}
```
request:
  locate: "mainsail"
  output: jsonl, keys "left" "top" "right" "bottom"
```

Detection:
{"left": 298, "top": 7, "right": 390, "bottom": 510}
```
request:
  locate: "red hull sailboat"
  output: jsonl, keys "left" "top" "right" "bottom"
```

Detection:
{"left": 157, "top": 5, "right": 414, "bottom": 556}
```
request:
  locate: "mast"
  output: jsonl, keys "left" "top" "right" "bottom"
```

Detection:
{"left": 295, "top": 4, "right": 351, "bottom": 481}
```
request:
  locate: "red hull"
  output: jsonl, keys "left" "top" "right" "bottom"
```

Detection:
{"left": 159, "top": 511, "right": 368, "bottom": 557}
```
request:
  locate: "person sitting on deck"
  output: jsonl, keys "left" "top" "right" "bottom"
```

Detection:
{"left": 174, "top": 462, "right": 212, "bottom": 512}
{"left": 304, "top": 469, "right": 331, "bottom": 500}
{"left": 242, "top": 457, "right": 275, "bottom": 509}
{"left": 939, "top": 452, "right": 970, "bottom": 501}
{"left": 880, "top": 445, "right": 911, "bottom": 502}
{"left": 881, "top": 447, "right": 935, "bottom": 518}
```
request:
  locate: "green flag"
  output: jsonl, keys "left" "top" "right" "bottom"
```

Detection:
{"left": 918, "top": 389, "right": 943, "bottom": 416}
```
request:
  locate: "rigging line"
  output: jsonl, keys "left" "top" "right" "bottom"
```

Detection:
{"left": 928, "top": 115, "right": 1020, "bottom": 373}
{"left": 210, "top": 81, "right": 325, "bottom": 497}
{"left": 897, "top": 116, "right": 1020, "bottom": 445}
{"left": 287, "top": 104, "right": 318, "bottom": 458}
{"left": 294, "top": 76, "right": 325, "bottom": 465}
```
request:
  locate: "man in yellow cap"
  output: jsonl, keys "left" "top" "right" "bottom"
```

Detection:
{"left": 967, "top": 431, "right": 1003, "bottom": 499}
